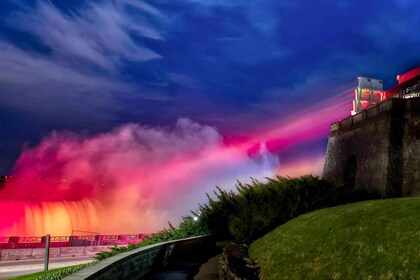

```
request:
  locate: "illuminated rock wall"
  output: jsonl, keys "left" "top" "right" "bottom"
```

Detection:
{"left": 323, "top": 98, "right": 420, "bottom": 197}
{"left": 401, "top": 100, "right": 420, "bottom": 196}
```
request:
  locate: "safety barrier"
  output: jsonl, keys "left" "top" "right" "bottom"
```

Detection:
{"left": 0, "top": 245, "right": 111, "bottom": 261}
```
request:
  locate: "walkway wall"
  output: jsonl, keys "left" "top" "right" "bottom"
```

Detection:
{"left": 64, "top": 236, "right": 214, "bottom": 280}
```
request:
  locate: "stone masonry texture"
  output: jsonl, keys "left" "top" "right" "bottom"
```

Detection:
{"left": 323, "top": 98, "right": 420, "bottom": 197}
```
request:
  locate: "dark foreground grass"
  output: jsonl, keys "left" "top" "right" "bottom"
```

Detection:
{"left": 249, "top": 198, "right": 420, "bottom": 280}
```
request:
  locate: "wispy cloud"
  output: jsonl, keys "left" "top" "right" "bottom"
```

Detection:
{"left": 0, "top": 42, "right": 130, "bottom": 92}
{"left": 124, "top": 0, "right": 168, "bottom": 20}
{"left": 0, "top": 0, "right": 167, "bottom": 121}
{"left": 11, "top": 0, "right": 163, "bottom": 71}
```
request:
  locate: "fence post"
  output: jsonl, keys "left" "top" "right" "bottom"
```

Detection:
{"left": 44, "top": 234, "right": 51, "bottom": 271}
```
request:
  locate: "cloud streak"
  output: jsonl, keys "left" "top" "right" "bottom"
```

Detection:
{"left": 0, "top": 0, "right": 169, "bottom": 125}
{"left": 12, "top": 0, "right": 163, "bottom": 70}
{"left": 0, "top": 42, "right": 130, "bottom": 92}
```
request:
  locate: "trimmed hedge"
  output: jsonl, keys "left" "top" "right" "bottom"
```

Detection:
{"left": 199, "top": 175, "right": 378, "bottom": 242}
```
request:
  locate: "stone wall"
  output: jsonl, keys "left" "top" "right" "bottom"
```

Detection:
{"left": 323, "top": 97, "right": 420, "bottom": 197}
{"left": 402, "top": 99, "right": 420, "bottom": 196}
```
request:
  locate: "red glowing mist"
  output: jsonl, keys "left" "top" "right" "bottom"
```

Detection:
{"left": 0, "top": 87, "right": 352, "bottom": 236}
{"left": 231, "top": 85, "right": 352, "bottom": 154}
{"left": 0, "top": 120, "right": 278, "bottom": 236}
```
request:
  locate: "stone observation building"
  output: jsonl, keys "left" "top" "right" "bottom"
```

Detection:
{"left": 323, "top": 67, "right": 420, "bottom": 197}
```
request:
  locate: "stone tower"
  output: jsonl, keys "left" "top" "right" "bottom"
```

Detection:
{"left": 323, "top": 67, "right": 420, "bottom": 197}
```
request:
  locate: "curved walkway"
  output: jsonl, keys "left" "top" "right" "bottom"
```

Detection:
{"left": 64, "top": 236, "right": 217, "bottom": 280}
{"left": 145, "top": 253, "right": 220, "bottom": 280}
{"left": 193, "top": 254, "right": 221, "bottom": 280}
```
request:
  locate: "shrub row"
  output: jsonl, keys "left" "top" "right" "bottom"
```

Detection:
{"left": 199, "top": 175, "right": 378, "bottom": 243}
{"left": 96, "top": 175, "right": 377, "bottom": 259}
{"left": 95, "top": 216, "right": 207, "bottom": 260}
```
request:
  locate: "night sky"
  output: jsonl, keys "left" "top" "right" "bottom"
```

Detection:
{"left": 1, "top": 0, "right": 420, "bottom": 175}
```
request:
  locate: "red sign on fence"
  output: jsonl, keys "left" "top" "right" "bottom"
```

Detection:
{"left": 19, "top": 237, "right": 42, "bottom": 243}
{"left": 0, "top": 237, "right": 9, "bottom": 243}
{"left": 77, "top": 235, "right": 95, "bottom": 241}
{"left": 102, "top": 235, "right": 118, "bottom": 241}
{"left": 51, "top": 236, "right": 70, "bottom": 242}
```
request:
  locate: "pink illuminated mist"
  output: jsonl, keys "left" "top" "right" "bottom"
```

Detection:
{"left": 0, "top": 88, "right": 352, "bottom": 236}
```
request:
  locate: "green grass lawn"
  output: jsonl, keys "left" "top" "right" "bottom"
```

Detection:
{"left": 249, "top": 198, "right": 420, "bottom": 280}
{"left": 8, "top": 263, "right": 92, "bottom": 280}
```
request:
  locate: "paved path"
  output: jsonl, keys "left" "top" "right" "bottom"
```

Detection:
{"left": 152, "top": 260, "right": 205, "bottom": 280}
{"left": 0, "top": 251, "right": 221, "bottom": 280}
{"left": 193, "top": 254, "right": 221, "bottom": 280}
{"left": 146, "top": 254, "right": 220, "bottom": 280}
{"left": 0, "top": 256, "right": 94, "bottom": 279}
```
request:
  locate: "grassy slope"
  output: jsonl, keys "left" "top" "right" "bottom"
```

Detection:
{"left": 249, "top": 198, "right": 420, "bottom": 280}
